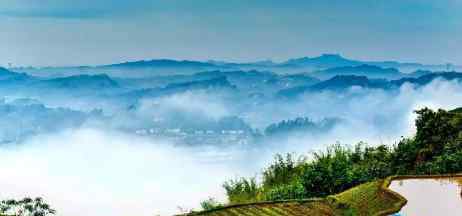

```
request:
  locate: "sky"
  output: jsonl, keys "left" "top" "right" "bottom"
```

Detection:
{"left": 0, "top": 0, "right": 461, "bottom": 67}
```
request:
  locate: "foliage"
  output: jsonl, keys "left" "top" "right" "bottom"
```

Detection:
{"left": 222, "top": 178, "right": 259, "bottom": 204}
{"left": 0, "top": 197, "right": 56, "bottom": 216}
{"left": 261, "top": 153, "right": 305, "bottom": 189}
{"left": 221, "top": 107, "right": 462, "bottom": 204}
{"left": 200, "top": 198, "right": 224, "bottom": 211}
{"left": 262, "top": 179, "right": 306, "bottom": 201}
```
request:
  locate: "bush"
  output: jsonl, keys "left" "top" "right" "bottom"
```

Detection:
{"left": 200, "top": 198, "right": 224, "bottom": 211}
{"left": 263, "top": 179, "right": 306, "bottom": 201}
{"left": 223, "top": 177, "right": 259, "bottom": 204}
{"left": 262, "top": 153, "right": 305, "bottom": 189}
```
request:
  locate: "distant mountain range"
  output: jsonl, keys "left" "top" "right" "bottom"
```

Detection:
{"left": 2, "top": 65, "right": 462, "bottom": 102}
{"left": 0, "top": 98, "right": 97, "bottom": 144}
{"left": 0, "top": 67, "right": 121, "bottom": 93}
{"left": 11, "top": 54, "right": 459, "bottom": 78}
{"left": 123, "top": 76, "right": 236, "bottom": 99}
{"left": 278, "top": 72, "right": 462, "bottom": 97}
{"left": 280, "top": 54, "right": 432, "bottom": 70}
{"left": 37, "top": 74, "right": 120, "bottom": 90}
{"left": 105, "top": 59, "right": 217, "bottom": 69}
{"left": 310, "top": 64, "right": 403, "bottom": 80}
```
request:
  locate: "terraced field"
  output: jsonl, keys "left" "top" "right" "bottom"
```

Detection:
{"left": 184, "top": 179, "right": 406, "bottom": 216}
{"left": 334, "top": 180, "right": 406, "bottom": 215}
{"left": 187, "top": 199, "right": 348, "bottom": 216}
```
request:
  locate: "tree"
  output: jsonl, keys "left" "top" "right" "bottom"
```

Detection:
{"left": 223, "top": 178, "right": 259, "bottom": 204}
{"left": 0, "top": 197, "right": 56, "bottom": 216}
{"left": 200, "top": 198, "right": 224, "bottom": 211}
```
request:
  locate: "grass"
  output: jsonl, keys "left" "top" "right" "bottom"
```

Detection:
{"left": 182, "top": 179, "right": 407, "bottom": 216}
{"left": 184, "top": 199, "right": 348, "bottom": 216}
{"left": 332, "top": 179, "right": 406, "bottom": 216}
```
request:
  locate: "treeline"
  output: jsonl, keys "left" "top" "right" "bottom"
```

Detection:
{"left": 264, "top": 117, "right": 339, "bottom": 137}
{"left": 220, "top": 107, "right": 462, "bottom": 204}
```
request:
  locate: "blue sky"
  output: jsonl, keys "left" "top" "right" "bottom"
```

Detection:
{"left": 1, "top": 0, "right": 461, "bottom": 66}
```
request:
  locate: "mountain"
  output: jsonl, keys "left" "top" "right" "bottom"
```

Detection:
{"left": 163, "top": 76, "right": 235, "bottom": 91}
{"left": 405, "top": 69, "right": 432, "bottom": 78}
{"left": 310, "top": 64, "right": 402, "bottom": 80}
{"left": 193, "top": 70, "right": 319, "bottom": 93}
{"left": 278, "top": 72, "right": 462, "bottom": 97}
{"left": 13, "top": 54, "right": 458, "bottom": 77}
{"left": 125, "top": 76, "right": 236, "bottom": 99}
{"left": 273, "top": 74, "right": 320, "bottom": 88}
{"left": 278, "top": 75, "right": 388, "bottom": 97}
{"left": 13, "top": 60, "right": 227, "bottom": 78}
{"left": 0, "top": 67, "right": 34, "bottom": 83}
{"left": 281, "top": 54, "right": 452, "bottom": 73}
{"left": 37, "top": 74, "right": 120, "bottom": 90}
{"left": 391, "top": 72, "right": 462, "bottom": 86}
{"left": 283, "top": 54, "right": 362, "bottom": 69}
{"left": 119, "top": 70, "right": 320, "bottom": 94}
{"left": 0, "top": 69, "right": 119, "bottom": 90}
{"left": 0, "top": 99, "right": 93, "bottom": 144}
{"left": 105, "top": 59, "right": 217, "bottom": 69}
{"left": 309, "top": 75, "right": 388, "bottom": 91}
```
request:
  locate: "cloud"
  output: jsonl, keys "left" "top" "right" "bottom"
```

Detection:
{"left": 0, "top": 128, "right": 259, "bottom": 216}
{"left": 1, "top": 79, "right": 462, "bottom": 216}
{"left": 138, "top": 91, "right": 230, "bottom": 121}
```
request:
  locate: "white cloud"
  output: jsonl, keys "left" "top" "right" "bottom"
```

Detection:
{"left": 0, "top": 128, "right": 253, "bottom": 216}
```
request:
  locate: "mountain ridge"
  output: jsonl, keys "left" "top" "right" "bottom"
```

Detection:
{"left": 12, "top": 54, "right": 459, "bottom": 77}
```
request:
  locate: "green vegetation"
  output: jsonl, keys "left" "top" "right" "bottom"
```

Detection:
{"left": 0, "top": 197, "right": 55, "bottom": 216}
{"left": 200, "top": 198, "right": 224, "bottom": 211}
{"left": 190, "top": 107, "right": 462, "bottom": 215}
{"left": 332, "top": 180, "right": 406, "bottom": 216}
{"left": 187, "top": 180, "right": 406, "bottom": 216}
{"left": 186, "top": 199, "right": 347, "bottom": 216}
{"left": 220, "top": 108, "right": 462, "bottom": 204}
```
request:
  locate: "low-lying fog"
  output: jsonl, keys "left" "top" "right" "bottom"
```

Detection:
{"left": 1, "top": 78, "right": 462, "bottom": 216}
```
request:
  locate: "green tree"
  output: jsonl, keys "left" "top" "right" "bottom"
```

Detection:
{"left": 0, "top": 197, "right": 55, "bottom": 216}
{"left": 200, "top": 198, "right": 224, "bottom": 211}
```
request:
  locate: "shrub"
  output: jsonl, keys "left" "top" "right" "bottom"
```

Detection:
{"left": 223, "top": 177, "right": 259, "bottom": 204}
{"left": 200, "top": 198, "right": 224, "bottom": 211}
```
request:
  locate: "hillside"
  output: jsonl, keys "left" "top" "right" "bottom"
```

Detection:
{"left": 187, "top": 107, "right": 462, "bottom": 215}
{"left": 184, "top": 180, "right": 405, "bottom": 216}
{"left": 0, "top": 67, "right": 35, "bottom": 84}
{"left": 38, "top": 74, "right": 120, "bottom": 89}
{"left": 278, "top": 72, "right": 462, "bottom": 97}
{"left": 124, "top": 76, "right": 236, "bottom": 99}
{"left": 277, "top": 75, "right": 388, "bottom": 97}
{"left": 310, "top": 64, "right": 402, "bottom": 80}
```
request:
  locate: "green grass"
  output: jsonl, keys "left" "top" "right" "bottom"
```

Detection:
{"left": 183, "top": 179, "right": 407, "bottom": 216}
{"left": 332, "top": 179, "right": 407, "bottom": 216}
{"left": 185, "top": 199, "right": 348, "bottom": 216}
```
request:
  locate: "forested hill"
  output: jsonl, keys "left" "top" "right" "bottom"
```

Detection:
{"left": 193, "top": 107, "right": 462, "bottom": 213}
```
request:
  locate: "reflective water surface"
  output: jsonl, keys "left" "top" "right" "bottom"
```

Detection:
{"left": 389, "top": 177, "right": 462, "bottom": 216}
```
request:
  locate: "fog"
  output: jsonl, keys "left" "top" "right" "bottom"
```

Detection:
{"left": 0, "top": 78, "right": 462, "bottom": 216}
{"left": 0, "top": 129, "right": 259, "bottom": 216}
